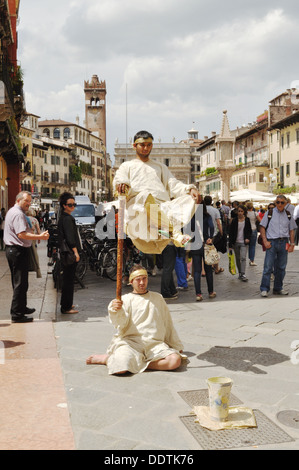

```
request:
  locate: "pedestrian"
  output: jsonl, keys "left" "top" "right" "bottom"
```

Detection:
{"left": 43, "top": 209, "right": 49, "bottom": 229}
{"left": 259, "top": 194, "right": 297, "bottom": 297}
{"left": 26, "top": 207, "right": 42, "bottom": 278}
{"left": 203, "top": 195, "right": 224, "bottom": 274}
{"left": 229, "top": 201, "right": 239, "bottom": 222}
{"left": 188, "top": 197, "right": 216, "bottom": 301}
{"left": 0, "top": 208, "right": 5, "bottom": 250}
{"left": 245, "top": 202, "right": 261, "bottom": 266}
{"left": 58, "top": 192, "right": 81, "bottom": 314}
{"left": 228, "top": 204, "right": 252, "bottom": 282}
{"left": 86, "top": 264, "right": 184, "bottom": 374}
{"left": 3, "top": 191, "right": 49, "bottom": 323}
{"left": 113, "top": 130, "right": 200, "bottom": 254}
{"left": 293, "top": 204, "right": 299, "bottom": 245}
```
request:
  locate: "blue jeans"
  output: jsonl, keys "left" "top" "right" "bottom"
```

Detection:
{"left": 191, "top": 248, "right": 213, "bottom": 295}
{"left": 175, "top": 255, "right": 188, "bottom": 287}
{"left": 260, "top": 238, "right": 288, "bottom": 292}
{"left": 248, "top": 229, "right": 257, "bottom": 262}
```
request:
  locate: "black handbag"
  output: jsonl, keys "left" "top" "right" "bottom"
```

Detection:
{"left": 213, "top": 231, "right": 227, "bottom": 254}
{"left": 60, "top": 239, "right": 76, "bottom": 266}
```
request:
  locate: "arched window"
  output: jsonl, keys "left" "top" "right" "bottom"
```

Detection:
{"left": 43, "top": 128, "right": 50, "bottom": 137}
{"left": 54, "top": 128, "right": 60, "bottom": 139}
{"left": 64, "top": 127, "right": 70, "bottom": 139}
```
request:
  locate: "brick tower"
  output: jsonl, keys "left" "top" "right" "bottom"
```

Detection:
{"left": 84, "top": 75, "right": 107, "bottom": 147}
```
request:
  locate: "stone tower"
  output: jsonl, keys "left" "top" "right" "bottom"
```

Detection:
{"left": 215, "top": 110, "right": 235, "bottom": 201}
{"left": 84, "top": 75, "right": 107, "bottom": 147}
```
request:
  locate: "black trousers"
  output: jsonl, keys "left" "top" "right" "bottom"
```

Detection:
{"left": 6, "top": 245, "right": 29, "bottom": 318}
{"left": 60, "top": 262, "right": 77, "bottom": 313}
{"left": 161, "top": 244, "right": 177, "bottom": 297}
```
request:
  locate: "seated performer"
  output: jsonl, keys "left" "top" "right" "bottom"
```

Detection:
{"left": 113, "top": 130, "right": 200, "bottom": 253}
{"left": 86, "top": 265, "right": 185, "bottom": 374}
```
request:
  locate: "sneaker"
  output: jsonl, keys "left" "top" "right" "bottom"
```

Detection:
{"left": 239, "top": 274, "right": 248, "bottom": 282}
{"left": 177, "top": 286, "right": 188, "bottom": 291}
{"left": 249, "top": 261, "right": 257, "bottom": 266}
{"left": 273, "top": 290, "right": 289, "bottom": 295}
{"left": 186, "top": 274, "right": 193, "bottom": 282}
{"left": 196, "top": 294, "right": 203, "bottom": 301}
{"left": 209, "top": 292, "right": 217, "bottom": 298}
{"left": 261, "top": 291, "right": 268, "bottom": 297}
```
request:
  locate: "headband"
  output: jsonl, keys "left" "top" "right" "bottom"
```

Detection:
{"left": 129, "top": 269, "right": 148, "bottom": 283}
{"left": 134, "top": 137, "right": 153, "bottom": 144}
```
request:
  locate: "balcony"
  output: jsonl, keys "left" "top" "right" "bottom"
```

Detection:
{"left": 0, "top": 55, "right": 14, "bottom": 121}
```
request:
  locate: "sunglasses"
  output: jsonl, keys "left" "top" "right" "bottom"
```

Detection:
{"left": 66, "top": 203, "right": 77, "bottom": 208}
{"left": 276, "top": 201, "right": 286, "bottom": 205}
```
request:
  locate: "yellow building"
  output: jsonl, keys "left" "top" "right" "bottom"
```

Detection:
{"left": 268, "top": 110, "right": 299, "bottom": 190}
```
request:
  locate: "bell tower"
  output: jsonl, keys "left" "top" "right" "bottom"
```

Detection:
{"left": 84, "top": 74, "right": 107, "bottom": 146}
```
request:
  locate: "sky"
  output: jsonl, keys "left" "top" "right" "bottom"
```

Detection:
{"left": 18, "top": 0, "right": 299, "bottom": 161}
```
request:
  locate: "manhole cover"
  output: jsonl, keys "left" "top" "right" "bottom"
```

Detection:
{"left": 180, "top": 410, "right": 294, "bottom": 450}
{"left": 178, "top": 389, "right": 294, "bottom": 450}
{"left": 276, "top": 410, "right": 299, "bottom": 429}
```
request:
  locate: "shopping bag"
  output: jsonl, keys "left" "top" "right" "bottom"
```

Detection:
{"left": 204, "top": 244, "right": 220, "bottom": 265}
{"left": 228, "top": 250, "right": 236, "bottom": 275}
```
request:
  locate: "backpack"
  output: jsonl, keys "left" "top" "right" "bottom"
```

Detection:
{"left": 257, "top": 208, "right": 291, "bottom": 245}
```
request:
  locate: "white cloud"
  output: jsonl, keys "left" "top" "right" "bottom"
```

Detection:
{"left": 18, "top": 1, "right": 299, "bottom": 155}
{"left": 25, "top": 84, "right": 84, "bottom": 122}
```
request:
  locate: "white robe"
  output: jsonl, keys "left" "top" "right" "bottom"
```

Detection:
{"left": 106, "top": 291, "right": 184, "bottom": 374}
{"left": 113, "top": 158, "right": 196, "bottom": 253}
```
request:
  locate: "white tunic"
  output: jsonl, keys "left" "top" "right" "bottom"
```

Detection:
{"left": 106, "top": 291, "right": 184, "bottom": 374}
{"left": 113, "top": 158, "right": 196, "bottom": 253}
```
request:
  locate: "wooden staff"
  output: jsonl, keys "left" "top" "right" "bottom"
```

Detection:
{"left": 116, "top": 189, "right": 126, "bottom": 300}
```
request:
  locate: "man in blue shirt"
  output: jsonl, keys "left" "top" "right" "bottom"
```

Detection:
{"left": 259, "top": 195, "right": 297, "bottom": 297}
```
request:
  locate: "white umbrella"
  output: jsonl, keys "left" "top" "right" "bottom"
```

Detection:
{"left": 230, "top": 189, "right": 275, "bottom": 203}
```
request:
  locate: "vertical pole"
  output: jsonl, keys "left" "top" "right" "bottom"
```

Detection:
{"left": 116, "top": 194, "right": 126, "bottom": 300}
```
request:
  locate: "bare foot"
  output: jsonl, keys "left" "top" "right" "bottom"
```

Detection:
{"left": 86, "top": 354, "right": 108, "bottom": 365}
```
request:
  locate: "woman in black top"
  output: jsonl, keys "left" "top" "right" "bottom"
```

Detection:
{"left": 228, "top": 204, "right": 252, "bottom": 282}
{"left": 58, "top": 192, "right": 81, "bottom": 314}
{"left": 189, "top": 197, "right": 216, "bottom": 301}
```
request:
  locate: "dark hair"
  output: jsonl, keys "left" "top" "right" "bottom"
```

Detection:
{"left": 133, "top": 130, "right": 154, "bottom": 142}
{"left": 201, "top": 200, "right": 208, "bottom": 215}
{"left": 237, "top": 204, "right": 247, "bottom": 216}
{"left": 59, "top": 191, "right": 75, "bottom": 208}
{"left": 203, "top": 195, "right": 212, "bottom": 206}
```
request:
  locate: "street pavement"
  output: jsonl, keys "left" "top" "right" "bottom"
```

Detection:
{"left": 1, "top": 240, "right": 299, "bottom": 451}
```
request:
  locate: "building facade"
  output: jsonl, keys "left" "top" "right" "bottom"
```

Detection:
{"left": 0, "top": 0, "right": 26, "bottom": 209}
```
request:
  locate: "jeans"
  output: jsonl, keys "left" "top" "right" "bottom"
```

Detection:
{"left": 161, "top": 244, "right": 177, "bottom": 297}
{"left": 61, "top": 262, "right": 77, "bottom": 312}
{"left": 233, "top": 243, "right": 248, "bottom": 275}
{"left": 260, "top": 238, "right": 288, "bottom": 292}
{"left": 174, "top": 255, "right": 188, "bottom": 288}
{"left": 191, "top": 248, "right": 213, "bottom": 295}
{"left": 248, "top": 229, "right": 257, "bottom": 262}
